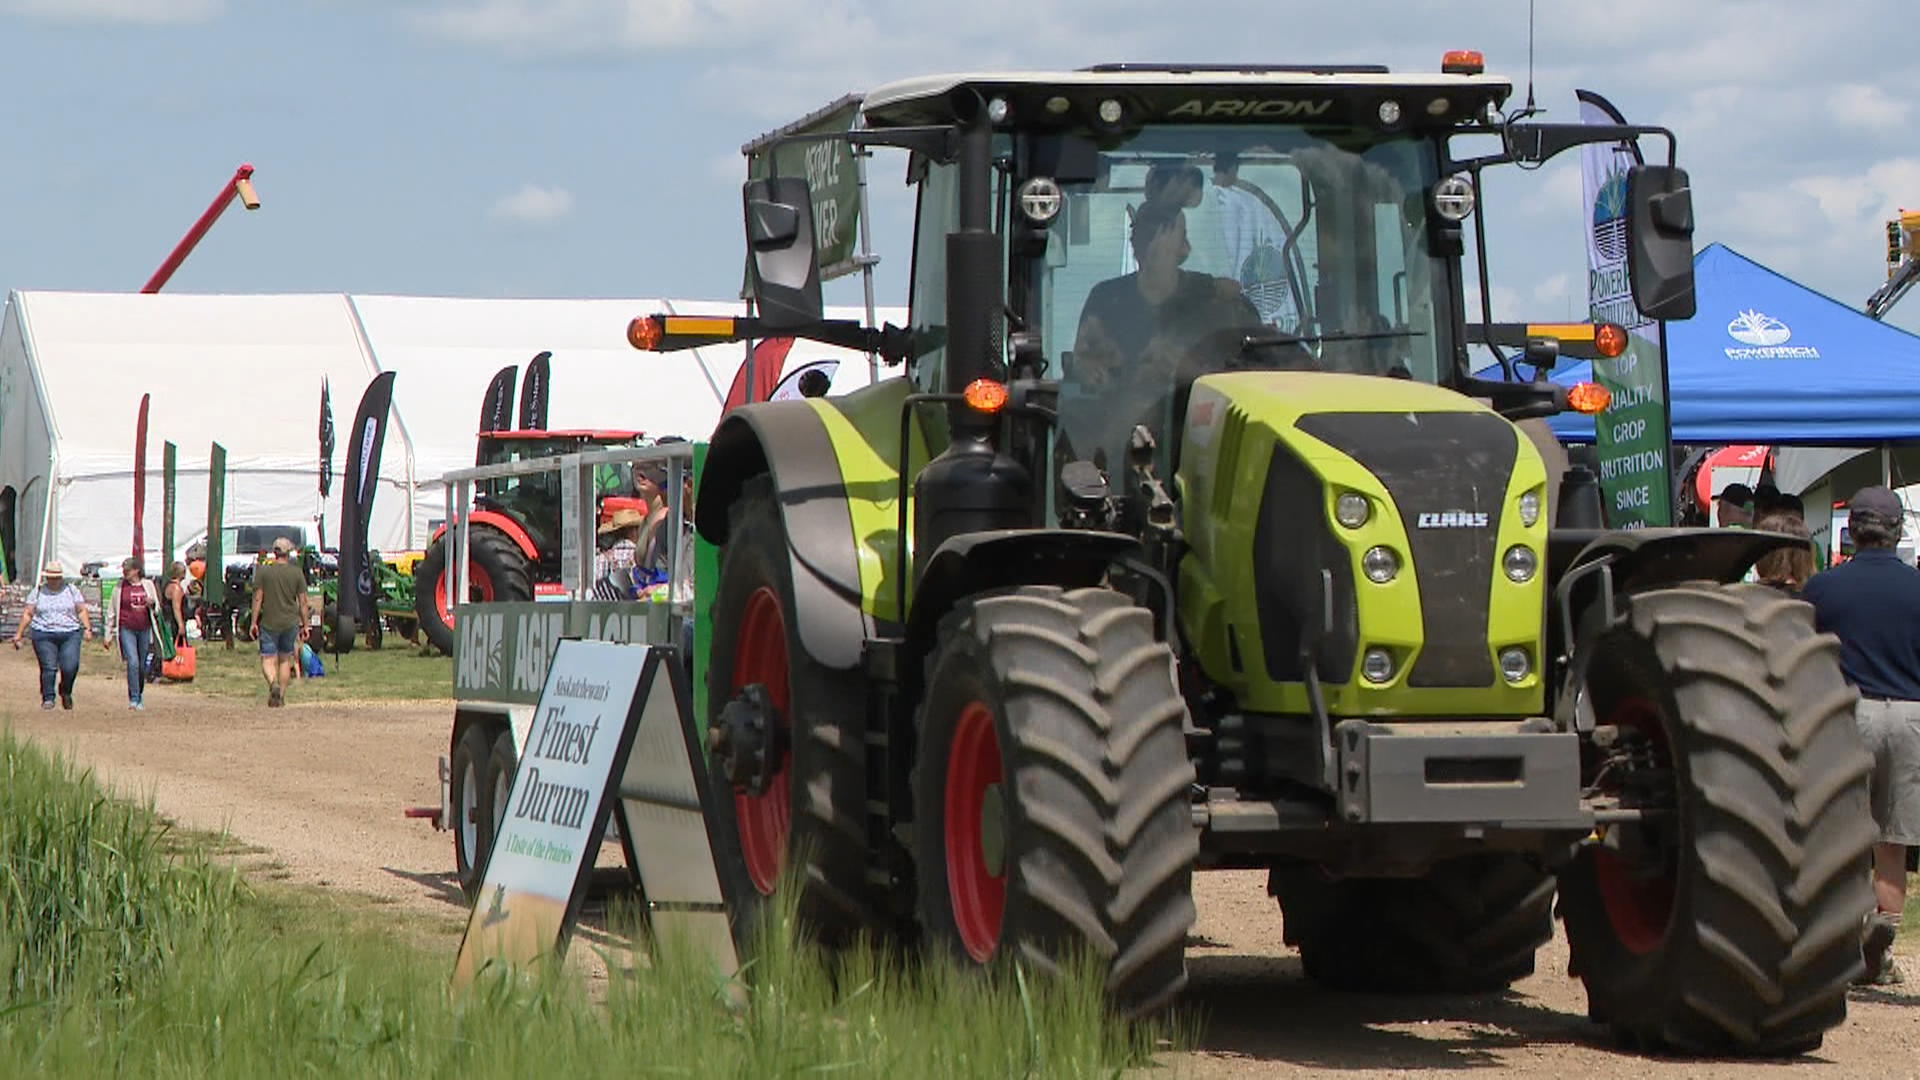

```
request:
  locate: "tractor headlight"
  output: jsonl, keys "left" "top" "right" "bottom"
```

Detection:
{"left": 1432, "top": 174, "right": 1476, "bottom": 221}
{"left": 1503, "top": 544, "right": 1537, "bottom": 583}
{"left": 1362, "top": 647, "right": 1395, "bottom": 684}
{"left": 1499, "top": 646, "right": 1532, "bottom": 683}
{"left": 1363, "top": 546, "right": 1399, "bottom": 584}
{"left": 1335, "top": 492, "right": 1371, "bottom": 529}
{"left": 1518, "top": 490, "right": 1541, "bottom": 528}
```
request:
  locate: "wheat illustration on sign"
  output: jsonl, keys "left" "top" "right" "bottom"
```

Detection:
{"left": 1727, "top": 309, "right": 1791, "bottom": 346}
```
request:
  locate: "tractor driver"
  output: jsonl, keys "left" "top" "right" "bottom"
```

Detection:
{"left": 1067, "top": 198, "right": 1266, "bottom": 470}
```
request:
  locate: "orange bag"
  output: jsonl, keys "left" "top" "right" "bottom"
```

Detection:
{"left": 161, "top": 644, "right": 196, "bottom": 682}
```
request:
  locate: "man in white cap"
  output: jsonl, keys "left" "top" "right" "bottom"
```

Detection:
{"left": 1804, "top": 484, "right": 1920, "bottom": 984}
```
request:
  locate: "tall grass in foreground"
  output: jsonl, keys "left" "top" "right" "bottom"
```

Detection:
{"left": 0, "top": 730, "right": 1175, "bottom": 1077}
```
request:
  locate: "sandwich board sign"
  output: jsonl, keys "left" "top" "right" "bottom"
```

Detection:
{"left": 452, "top": 639, "right": 648, "bottom": 987}
{"left": 610, "top": 655, "right": 741, "bottom": 975}
{"left": 452, "top": 639, "right": 742, "bottom": 987}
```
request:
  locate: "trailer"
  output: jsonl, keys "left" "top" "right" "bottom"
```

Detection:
{"left": 416, "top": 440, "right": 699, "bottom": 898}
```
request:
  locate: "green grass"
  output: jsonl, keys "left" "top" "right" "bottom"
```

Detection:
{"left": 167, "top": 636, "right": 454, "bottom": 703}
{"left": 0, "top": 729, "right": 1173, "bottom": 1078}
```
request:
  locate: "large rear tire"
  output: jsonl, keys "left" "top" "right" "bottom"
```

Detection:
{"left": 1270, "top": 854, "right": 1554, "bottom": 993}
{"left": 704, "top": 475, "right": 870, "bottom": 942}
{"left": 414, "top": 527, "right": 534, "bottom": 656}
{"left": 1557, "top": 583, "right": 1874, "bottom": 1055}
{"left": 913, "top": 586, "right": 1198, "bottom": 1014}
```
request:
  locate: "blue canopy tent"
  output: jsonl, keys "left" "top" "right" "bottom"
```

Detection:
{"left": 1476, "top": 243, "right": 1920, "bottom": 447}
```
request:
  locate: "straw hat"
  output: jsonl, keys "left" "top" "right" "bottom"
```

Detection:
{"left": 598, "top": 507, "right": 647, "bottom": 535}
{"left": 40, "top": 560, "right": 64, "bottom": 579}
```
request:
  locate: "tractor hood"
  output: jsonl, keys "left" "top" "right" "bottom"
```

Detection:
{"left": 1176, "top": 372, "right": 1549, "bottom": 718}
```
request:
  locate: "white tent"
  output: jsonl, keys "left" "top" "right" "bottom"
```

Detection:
{"left": 0, "top": 290, "right": 908, "bottom": 580}
{"left": 349, "top": 296, "right": 905, "bottom": 542}
{"left": 0, "top": 291, "right": 414, "bottom": 579}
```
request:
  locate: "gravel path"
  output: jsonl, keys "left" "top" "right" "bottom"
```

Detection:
{"left": 5, "top": 645, "right": 1916, "bottom": 1075}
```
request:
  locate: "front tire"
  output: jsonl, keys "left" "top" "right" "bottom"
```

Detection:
{"left": 1557, "top": 583, "right": 1874, "bottom": 1055}
{"left": 705, "top": 474, "right": 870, "bottom": 942}
{"left": 1271, "top": 854, "right": 1554, "bottom": 993}
{"left": 913, "top": 586, "right": 1198, "bottom": 1014}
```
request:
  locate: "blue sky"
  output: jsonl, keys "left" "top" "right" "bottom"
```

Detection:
{"left": 2, "top": 0, "right": 1916, "bottom": 336}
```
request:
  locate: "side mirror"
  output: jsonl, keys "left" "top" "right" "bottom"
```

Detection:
{"left": 1625, "top": 164, "right": 1697, "bottom": 321}
{"left": 742, "top": 176, "right": 823, "bottom": 331}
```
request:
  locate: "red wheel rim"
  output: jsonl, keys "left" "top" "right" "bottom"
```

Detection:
{"left": 1593, "top": 696, "right": 1675, "bottom": 956}
{"left": 433, "top": 562, "right": 495, "bottom": 627}
{"left": 945, "top": 701, "right": 1006, "bottom": 962}
{"left": 731, "top": 586, "right": 791, "bottom": 897}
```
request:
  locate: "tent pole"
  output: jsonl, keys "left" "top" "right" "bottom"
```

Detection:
{"left": 1884, "top": 444, "right": 1892, "bottom": 488}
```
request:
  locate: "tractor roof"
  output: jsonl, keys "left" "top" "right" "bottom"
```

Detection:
{"left": 476, "top": 429, "right": 643, "bottom": 442}
{"left": 861, "top": 65, "right": 1511, "bottom": 130}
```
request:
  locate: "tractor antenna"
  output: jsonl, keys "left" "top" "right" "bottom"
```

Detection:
{"left": 1515, "top": 0, "right": 1540, "bottom": 121}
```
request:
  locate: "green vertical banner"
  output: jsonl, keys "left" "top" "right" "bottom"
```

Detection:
{"left": 163, "top": 441, "right": 177, "bottom": 569}
{"left": 204, "top": 442, "right": 227, "bottom": 605}
{"left": 1580, "top": 90, "right": 1672, "bottom": 527}
{"left": 743, "top": 94, "right": 863, "bottom": 282}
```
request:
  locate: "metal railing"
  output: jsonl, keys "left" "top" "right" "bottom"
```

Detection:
{"left": 436, "top": 442, "right": 696, "bottom": 623}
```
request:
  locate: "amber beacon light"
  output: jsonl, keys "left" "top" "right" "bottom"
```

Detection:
{"left": 1567, "top": 382, "right": 1613, "bottom": 415}
{"left": 627, "top": 316, "right": 664, "bottom": 351}
{"left": 962, "top": 378, "right": 1009, "bottom": 414}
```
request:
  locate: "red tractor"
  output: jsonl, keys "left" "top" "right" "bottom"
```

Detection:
{"left": 415, "top": 429, "right": 647, "bottom": 654}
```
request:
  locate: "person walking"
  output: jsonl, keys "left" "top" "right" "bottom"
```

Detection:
{"left": 1802, "top": 485, "right": 1920, "bottom": 985}
{"left": 104, "top": 557, "right": 161, "bottom": 710}
{"left": 163, "top": 561, "right": 191, "bottom": 649}
{"left": 9, "top": 561, "right": 94, "bottom": 710}
{"left": 248, "top": 537, "right": 310, "bottom": 708}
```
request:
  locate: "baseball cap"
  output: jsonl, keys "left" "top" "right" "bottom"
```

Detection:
{"left": 271, "top": 537, "right": 296, "bottom": 555}
{"left": 1848, "top": 485, "right": 1904, "bottom": 520}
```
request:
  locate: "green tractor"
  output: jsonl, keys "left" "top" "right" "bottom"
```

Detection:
{"left": 637, "top": 61, "right": 1872, "bottom": 1053}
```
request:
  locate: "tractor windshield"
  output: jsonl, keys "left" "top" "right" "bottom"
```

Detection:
{"left": 1026, "top": 125, "right": 1445, "bottom": 472}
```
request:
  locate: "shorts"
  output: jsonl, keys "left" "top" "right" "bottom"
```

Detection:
{"left": 258, "top": 626, "right": 301, "bottom": 657}
{"left": 1854, "top": 697, "right": 1920, "bottom": 847}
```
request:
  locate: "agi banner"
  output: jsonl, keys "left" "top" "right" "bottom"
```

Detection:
{"left": 162, "top": 441, "right": 177, "bottom": 568}
{"left": 204, "top": 442, "right": 227, "bottom": 605}
{"left": 1579, "top": 90, "right": 1673, "bottom": 528}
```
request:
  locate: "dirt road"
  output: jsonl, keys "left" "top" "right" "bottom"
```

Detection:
{"left": 5, "top": 646, "right": 1916, "bottom": 1076}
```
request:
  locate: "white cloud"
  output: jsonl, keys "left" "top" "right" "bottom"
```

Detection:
{"left": 0, "top": 0, "right": 221, "bottom": 21}
{"left": 1792, "top": 159, "right": 1920, "bottom": 229}
{"left": 487, "top": 183, "right": 574, "bottom": 223}
{"left": 1829, "top": 83, "right": 1911, "bottom": 133}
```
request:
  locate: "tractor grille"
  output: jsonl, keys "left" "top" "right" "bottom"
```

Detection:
{"left": 1253, "top": 443, "right": 1358, "bottom": 685}
{"left": 1295, "top": 412, "right": 1518, "bottom": 688}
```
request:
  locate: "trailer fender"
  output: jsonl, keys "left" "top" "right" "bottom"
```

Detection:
{"left": 908, "top": 529, "right": 1143, "bottom": 644}
{"left": 696, "top": 403, "right": 872, "bottom": 671}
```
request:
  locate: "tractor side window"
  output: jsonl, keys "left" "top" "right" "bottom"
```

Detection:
{"left": 907, "top": 160, "right": 960, "bottom": 394}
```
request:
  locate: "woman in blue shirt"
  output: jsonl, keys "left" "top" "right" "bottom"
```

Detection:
{"left": 10, "top": 561, "right": 95, "bottom": 709}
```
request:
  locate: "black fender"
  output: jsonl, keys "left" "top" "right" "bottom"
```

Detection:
{"left": 907, "top": 529, "right": 1141, "bottom": 646}
{"left": 1547, "top": 526, "right": 1808, "bottom": 700}
{"left": 696, "top": 403, "right": 872, "bottom": 671}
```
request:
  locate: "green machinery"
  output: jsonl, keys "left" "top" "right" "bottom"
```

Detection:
{"left": 632, "top": 61, "right": 1872, "bottom": 1054}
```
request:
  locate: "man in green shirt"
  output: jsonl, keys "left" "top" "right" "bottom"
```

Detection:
{"left": 249, "top": 538, "right": 311, "bottom": 708}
